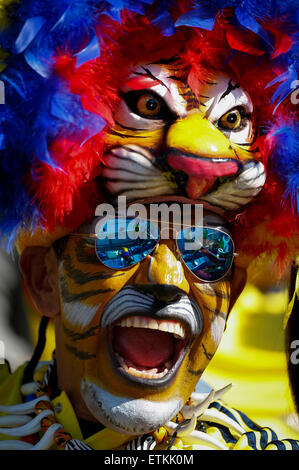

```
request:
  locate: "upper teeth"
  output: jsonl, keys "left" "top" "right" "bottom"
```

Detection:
{"left": 116, "top": 315, "right": 186, "bottom": 339}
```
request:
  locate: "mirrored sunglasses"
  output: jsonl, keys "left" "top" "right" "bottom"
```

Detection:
{"left": 72, "top": 217, "right": 237, "bottom": 283}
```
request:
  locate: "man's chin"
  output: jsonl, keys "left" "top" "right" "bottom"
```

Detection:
{"left": 81, "top": 378, "right": 183, "bottom": 435}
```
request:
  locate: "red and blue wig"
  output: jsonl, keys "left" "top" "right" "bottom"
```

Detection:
{"left": 0, "top": 0, "right": 298, "bottom": 276}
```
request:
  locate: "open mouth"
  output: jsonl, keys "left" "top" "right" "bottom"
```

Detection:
{"left": 110, "top": 315, "right": 189, "bottom": 381}
{"left": 101, "top": 286, "right": 203, "bottom": 386}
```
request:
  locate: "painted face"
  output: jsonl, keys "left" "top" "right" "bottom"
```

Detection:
{"left": 55, "top": 60, "right": 258, "bottom": 435}
{"left": 102, "top": 61, "right": 265, "bottom": 210}
{"left": 57, "top": 209, "right": 235, "bottom": 435}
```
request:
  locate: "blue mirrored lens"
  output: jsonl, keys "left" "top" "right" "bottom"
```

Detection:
{"left": 177, "top": 227, "right": 234, "bottom": 281}
{"left": 95, "top": 218, "right": 159, "bottom": 269}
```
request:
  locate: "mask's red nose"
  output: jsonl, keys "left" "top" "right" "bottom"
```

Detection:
{"left": 167, "top": 150, "right": 240, "bottom": 198}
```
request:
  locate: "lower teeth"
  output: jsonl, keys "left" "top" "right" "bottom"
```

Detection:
{"left": 115, "top": 353, "right": 172, "bottom": 379}
{"left": 127, "top": 366, "right": 168, "bottom": 379}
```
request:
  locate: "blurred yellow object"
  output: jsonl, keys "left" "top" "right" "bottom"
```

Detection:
{"left": 0, "top": 0, "right": 17, "bottom": 71}
{"left": 203, "top": 283, "right": 299, "bottom": 440}
{"left": 0, "top": 0, "right": 18, "bottom": 30}
{"left": 284, "top": 269, "right": 299, "bottom": 329}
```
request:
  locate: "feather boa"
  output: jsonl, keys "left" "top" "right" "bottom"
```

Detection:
{"left": 0, "top": 0, "right": 298, "bottom": 273}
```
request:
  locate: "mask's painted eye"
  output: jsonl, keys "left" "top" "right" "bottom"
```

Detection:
{"left": 218, "top": 107, "right": 248, "bottom": 131}
{"left": 136, "top": 94, "right": 161, "bottom": 116}
{"left": 121, "top": 90, "right": 175, "bottom": 121}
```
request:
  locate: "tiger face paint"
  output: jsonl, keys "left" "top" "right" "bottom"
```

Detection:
{"left": 55, "top": 210, "right": 239, "bottom": 435}
{"left": 52, "top": 58, "right": 258, "bottom": 435}
{"left": 102, "top": 62, "right": 265, "bottom": 210}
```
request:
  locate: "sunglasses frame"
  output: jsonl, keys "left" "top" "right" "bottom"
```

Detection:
{"left": 71, "top": 216, "right": 237, "bottom": 283}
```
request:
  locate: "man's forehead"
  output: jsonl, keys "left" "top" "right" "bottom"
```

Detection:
{"left": 80, "top": 206, "right": 230, "bottom": 236}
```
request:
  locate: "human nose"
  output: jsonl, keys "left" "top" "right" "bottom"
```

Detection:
{"left": 134, "top": 242, "right": 190, "bottom": 293}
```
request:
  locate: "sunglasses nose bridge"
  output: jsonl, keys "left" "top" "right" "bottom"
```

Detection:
{"left": 146, "top": 242, "right": 190, "bottom": 293}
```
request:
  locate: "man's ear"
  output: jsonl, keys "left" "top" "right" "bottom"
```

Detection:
{"left": 19, "top": 246, "right": 60, "bottom": 318}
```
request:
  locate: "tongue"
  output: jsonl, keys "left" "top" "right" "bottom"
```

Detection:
{"left": 113, "top": 326, "right": 174, "bottom": 368}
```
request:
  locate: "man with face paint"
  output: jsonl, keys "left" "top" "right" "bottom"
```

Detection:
{"left": 0, "top": 0, "right": 298, "bottom": 451}
{"left": 22, "top": 208, "right": 242, "bottom": 436}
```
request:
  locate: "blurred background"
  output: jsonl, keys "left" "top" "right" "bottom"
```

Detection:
{"left": 202, "top": 261, "right": 299, "bottom": 440}
{"left": 0, "top": 247, "right": 298, "bottom": 440}
{"left": 0, "top": 249, "right": 32, "bottom": 369}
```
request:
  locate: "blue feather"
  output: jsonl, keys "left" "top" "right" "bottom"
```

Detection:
{"left": 100, "top": 0, "right": 155, "bottom": 22}
{"left": 50, "top": 93, "right": 77, "bottom": 125}
{"left": 24, "top": 49, "right": 52, "bottom": 78}
{"left": 175, "top": 1, "right": 226, "bottom": 30}
{"left": 105, "top": 0, "right": 124, "bottom": 7}
{"left": 270, "top": 122, "right": 299, "bottom": 214}
{"left": 1, "top": 72, "right": 28, "bottom": 100}
{"left": 239, "top": 0, "right": 274, "bottom": 19}
{"left": 266, "top": 65, "right": 298, "bottom": 113}
{"left": 75, "top": 33, "right": 101, "bottom": 68}
{"left": 153, "top": 10, "right": 176, "bottom": 36}
{"left": 235, "top": 6, "right": 271, "bottom": 46}
{"left": 176, "top": 11, "right": 216, "bottom": 31}
{"left": 0, "top": 131, "right": 5, "bottom": 151}
{"left": 15, "top": 16, "right": 46, "bottom": 54}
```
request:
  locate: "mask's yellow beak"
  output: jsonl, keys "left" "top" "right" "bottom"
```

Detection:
{"left": 165, "top": 113, "right": 240, "bottom": 199}
{"left": 166, "top": 112, "right": 236, "bottom": 159}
